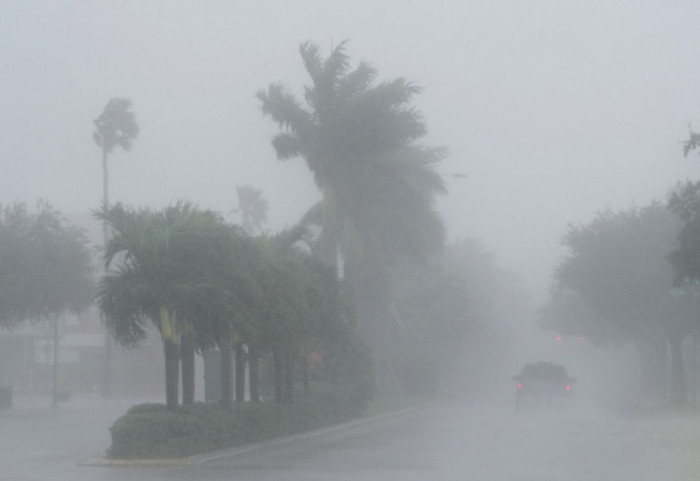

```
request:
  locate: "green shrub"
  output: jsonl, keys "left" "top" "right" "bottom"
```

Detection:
{"left": 108, "top": 382, "right": 372, "bottom": 459}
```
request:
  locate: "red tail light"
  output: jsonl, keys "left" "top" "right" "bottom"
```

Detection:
{"left": 566, "top": 385, "right": 570, "bottom": 391}
{"left": 517, "top": 383, "right": 523, "bottom": 389}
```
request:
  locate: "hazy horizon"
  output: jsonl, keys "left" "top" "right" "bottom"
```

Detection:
{"left": 4, "top": 1, "right": 700, "bottom": 305}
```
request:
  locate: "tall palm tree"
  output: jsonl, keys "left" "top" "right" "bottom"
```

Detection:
{"left": 93, "top": 98, "right": 139, "bottom": 207}
{"left": 258, "top": 41, "right": 446, "bottom": 388}
{"left": 93, "top": 97, "right": 139, "bottom": 397}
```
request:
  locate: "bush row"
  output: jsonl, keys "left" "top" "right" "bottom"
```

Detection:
{"left": 108, "top": 383, "right": 369, "bottom": 459}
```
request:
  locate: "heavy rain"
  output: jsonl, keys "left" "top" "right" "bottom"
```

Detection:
{"left": 2, "top": 2, "right": 700, "bottom": 480}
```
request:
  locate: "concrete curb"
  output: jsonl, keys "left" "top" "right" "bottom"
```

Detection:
{"left": 81, "top": 404, "right": 428, "bottom": 467}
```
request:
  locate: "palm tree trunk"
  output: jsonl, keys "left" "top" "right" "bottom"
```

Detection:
{"left": 180, "top": 333, "right": 195, "bottom": 404}
{"left": 160, "top": 307, "right": 179, "bottom": 410}
{"left": 220, "top": 331, "right": 234, "bottom": 408}
{"left": 100, "top": 145, "right": 113, "bottom": 398}
{"left": 164, "top": 338, "right": 180, "bottom": 410}
{"left": 249, "top": 344, "right": 260, "bottom": 402}
{"left": 234, "top": 341, "right": 246, "bottom": 403}
{"left": 273, "top": 348, "right": 283, "bottom": 403}
{"left": 283, "top": 348, "right": 294, "bottom": 403}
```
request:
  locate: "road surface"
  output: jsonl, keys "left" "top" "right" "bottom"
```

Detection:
{"left": 2, "top": 394, "right": 700, "bottom": 480}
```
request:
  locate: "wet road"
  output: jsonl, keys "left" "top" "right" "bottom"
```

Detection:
{"left": 2, "top": 395, "right": 700, "bottom": 480}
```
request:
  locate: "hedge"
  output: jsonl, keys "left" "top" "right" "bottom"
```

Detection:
{"left": 108, "top": 383, "right": 370, "bottom": 459}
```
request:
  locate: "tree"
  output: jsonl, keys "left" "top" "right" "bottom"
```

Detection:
{"left": 234, "top": 185, "right": 269, "bottom": 235}
{"left": 95, "top": 202, "right": 239, "bottom": 409}
{"left": 0, "top": 201, "right": 94, "bottom": 407}
{"left": 393, "top": 238, "right": 526, "bottom": 396}
{"left": 93, "top": 97, "right": 139, "bottom": 397}
{"left": 93, "top": 98, "right": 139, "bottom": 206}
{"left": 683, "top": 125, "right": 700, "bottom": 158}
{"left": 258, "top": 41, "right": 446, "bottom": 388}
{"left": 0, "top": 201, "right": 93, "bottom": 327}
{"left": 242, "top": 225, "right": 366, "bottom": 404}
{"left": 545, "top": 203, "right": 690, "bottom": 405}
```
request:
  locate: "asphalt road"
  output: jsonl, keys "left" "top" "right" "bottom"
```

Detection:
{"left": 2, "top": 394, "right": 700, "bottom": 481}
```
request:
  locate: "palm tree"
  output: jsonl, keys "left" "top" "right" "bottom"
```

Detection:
{"left": 258, "top": 41, "right": 446, "bottom": 388}
{"left": 95, "top": 202, "right": 235, "bottom": 409}
{"left": 93, "top": 97, "right": 139, "bottom": 397}
{"left": 235, "top": 185, "right": 269, "bottom": 235}
{"left": 93, "top": 98, "right": 139, "bottom": 206}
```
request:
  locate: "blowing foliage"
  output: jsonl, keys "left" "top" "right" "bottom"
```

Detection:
{"left": 258, "top": 41, "right": 446, "bottom": 390}
{"left": 0, "top": 201, "right": 93, "bottom": 329}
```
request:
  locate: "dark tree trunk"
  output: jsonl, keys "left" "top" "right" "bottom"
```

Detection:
{"left": 249, "top": 344, "right": 260, "bottom": 403}
{"left": 164, "top": 338, "right": 180, "bottom": 410}
{"left": 283, "top": 348, "right": 294, "bottom": 403}
{"left": 669, "top": 334, "right": 688, "bottom": 406}
{"left": 180, "top": 333, "right": 195, "bottom": 405}
{"left": 235, "top": 342, "right": 246, "bottom": 403}
{"left": 220, "top": 332, "right": 233, "bottom": 408}
{"left": 301, "top": 354, "right": 309, "bottom": 397}
{"left": 273, "top": 348, "right": 283, "bottom": 404}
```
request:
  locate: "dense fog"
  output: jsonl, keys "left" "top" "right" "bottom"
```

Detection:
{"left": 3, "top": 1, "right": 700, "bottom": 479}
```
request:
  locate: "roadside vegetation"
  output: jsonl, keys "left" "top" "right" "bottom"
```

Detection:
{"left": 538, "top": 130, "right": 700, "bottom": 408}
{"left": 1, "top": 41, "right": 524, "bottom": 458}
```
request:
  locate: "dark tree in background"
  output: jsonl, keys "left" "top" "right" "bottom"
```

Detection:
{"left": 258, "top": 41, "right": 446, "bottom": 390}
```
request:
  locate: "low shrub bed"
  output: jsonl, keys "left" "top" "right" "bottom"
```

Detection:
{"left": 108, "top": 384, "right": 369, "bottom": 459}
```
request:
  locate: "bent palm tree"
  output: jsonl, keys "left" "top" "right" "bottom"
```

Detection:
{"left": 95, "top": 202, "right": 236, "bottom": 409}
{"left": 258, "top": 41, "right": 446, "bottom": 388}
{"left": 93, "top": 98, "right": 139, "bottom": 206}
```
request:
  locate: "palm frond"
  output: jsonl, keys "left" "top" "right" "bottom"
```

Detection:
{"left": 337, "top": 61, "right": 377, "bottom": 104}
{"left": 271, "top": 133, "right": 303, "bottom": 160}
{"left": 300, "top": 41, "right": 324, "bottom": 86}
{"left": 93, "top": 98, "right": 139, "bottom": 154}
{"left": 257, "top": 84, "right": 313, "bottom": 137}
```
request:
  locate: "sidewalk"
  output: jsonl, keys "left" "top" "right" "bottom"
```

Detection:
{"left": 1, "top": 393, "right": 153, "bottom": 478}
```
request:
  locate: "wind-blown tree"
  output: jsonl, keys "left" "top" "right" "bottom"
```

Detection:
{"left": 249, "top": 226, "right": 312, "bottom": 403}
{"left": 0, "top": 201, "right": 94, "bottom": 326}
{"left": 0, "top": 201, "right": 94, "bottom": 407}
{"left": 95, "top": 202, "right": 241, "bottom": 409}
{"left": 235, "top": 185, "right": 269, "bottom": 235}
{"left": 545, "top": 203, "right": 690, "bottom": 405}
{"left": 258, "top": 41, "right": 446, "bottom": 388}
{"left": 244, "top": 224, "right": 366, "bottom": 404}
{"left": 393, "top": 238, "right": 526, "bottom": 396}
{"left": 93, "top": 97, "right": 139, "bottom": 397}
{"left": 229, "top": 184, "right": 270, "bottom": 400}
{"left": 93, "top": 98, "right": 139, "bottom": 206}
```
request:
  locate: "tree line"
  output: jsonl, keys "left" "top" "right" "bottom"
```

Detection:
{"left": 540, "top": 134, "right": 700, "bottom": 406}
{"left": 0, "top": 40, "right": 527, "bottom": 408}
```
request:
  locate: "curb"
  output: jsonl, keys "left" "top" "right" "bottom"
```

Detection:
{"left": 81, "top": 404, "right": 428, "bottom": 467}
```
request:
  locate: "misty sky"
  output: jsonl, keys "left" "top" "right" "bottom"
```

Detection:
{"left": 3, "top": 1, "right": 700, "bottom": 304}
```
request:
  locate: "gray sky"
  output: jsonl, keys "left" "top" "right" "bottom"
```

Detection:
{"left": 3, "top": 1, "right": 700, "bottom": 304}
